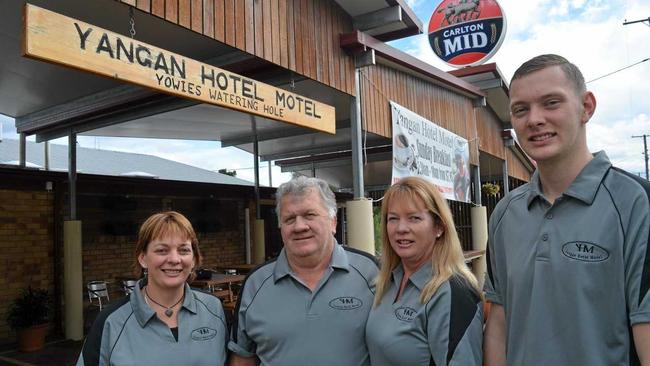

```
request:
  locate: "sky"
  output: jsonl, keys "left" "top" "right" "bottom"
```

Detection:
{"left": 1, "top": 0, "right": 649, "bottom": 182}
{"left": 397, "top": 0, "right": 650, "bottom": 177}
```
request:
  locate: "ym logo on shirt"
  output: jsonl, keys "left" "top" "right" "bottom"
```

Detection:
{"left": 191, "top": 327, "right": 217, "bottom": 341}
{"left": 395, "top": 307, "right": 417, "bottom": 322}
{"left": 328, "top": 297, "right": 363, "bottom": 310}
{"left": 561, "top": 241, "right": 609, "bottom": 262}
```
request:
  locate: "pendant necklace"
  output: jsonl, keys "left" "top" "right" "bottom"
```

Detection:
{"left": 144, "top": 287, "right": 184, "bottom": 317}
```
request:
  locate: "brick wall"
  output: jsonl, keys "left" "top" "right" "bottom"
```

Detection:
{"left": 80, "top": 231, "right": 247, "bottom": 287}
{"left": 0, "top": 177, "right": 252, "bottom": 345}
{"left": 0, "top": 189, "right": 54, "bottom": 344}
{"left": 78, "top": 194, "right": 248, "bottom": 297}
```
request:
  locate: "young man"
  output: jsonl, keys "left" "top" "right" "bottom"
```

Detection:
{"left": 229, "top": 176, "right": 378, "bottom": 366}
{"left": 484, "top": 54, "right": 650, "bottom": 365}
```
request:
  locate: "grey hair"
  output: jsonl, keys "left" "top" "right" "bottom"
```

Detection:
{"left": 510, "top": 54, "right": 586, "bottom": 95}
{"left": 275, "top": 176, "right": 337, "bottom": 219}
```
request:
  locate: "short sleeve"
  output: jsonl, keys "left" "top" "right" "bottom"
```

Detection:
{"left": 484, "top": 209, "right": 504, "bottom": 305}
{"left": 76, "top": 309, "right": 111, "bottom": 366}
{"left": 209, "top": 296, "right": 229, "bottom": 366}
{"left": 227, "top": 283, "right": 257, "bottom": 358}
{"left": 625, "top": 191, "right": 650, "bottom": 325}
{"left": 427, "top": 278, "right": 483, "bottom": 366}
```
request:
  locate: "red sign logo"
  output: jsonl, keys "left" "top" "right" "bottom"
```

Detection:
{"left": 428, "top": 0, "right": 507, "bottom": 67}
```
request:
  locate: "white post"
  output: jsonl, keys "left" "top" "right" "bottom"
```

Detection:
{"left": 470, "top": 206, "right": 488, "bottom": 289}
{"left": 345, "top": 198, "right": 375, "bottom": 255}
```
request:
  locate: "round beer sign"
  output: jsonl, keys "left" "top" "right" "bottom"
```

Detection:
{"left": 428, "top": 0, "right": 507, "bottom": 68}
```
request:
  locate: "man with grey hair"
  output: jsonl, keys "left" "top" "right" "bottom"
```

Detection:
{"left": 229, "top": 176, "right": 378, "bottom": 366}
{"left": 484, "top": 54, "right": 650, "bottom": 365}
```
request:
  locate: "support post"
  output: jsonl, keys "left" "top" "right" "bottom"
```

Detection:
{"left": 252, "top": 118, "right": 260, "bottom": 219}
{"left": 470, "top": 206, "right": 488, "bottom": 289}
{"left": 245, "top": 208, "right": 251, "bottom": 264}
{"left": 44, "top": 141, "right": 50, "bottom": 170}
{"left": 345, "top": 198, "right": 375, "bottom": 254}
{"left": 251, "top": 117, "right": 265, "bottom": 262}
{"left": 472, "top": 164, "right": 482, "bottom": 205}
{"left": 19, "top": 133, "right": 26, "bottom": 167}
{"left": 253, "top": 219, "right": 265, "bottom": 264}
{"left": 68, "top": 133, "right": 77, "bottom": 220}
{"left": 63, "top": 220, "right": 83, "bottom": 340}
{"left": 351, "top": 69, "right": 365, "bottom": 198}
{"left": 502, "top": 158, "right": 510, "bottom": 195}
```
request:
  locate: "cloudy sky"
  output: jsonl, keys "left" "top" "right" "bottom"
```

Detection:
{"left": 1, "top": 0, "right": 649, "bottom": 181}
{"left": 398, "top": 0, "right": 650, "bottom": 177}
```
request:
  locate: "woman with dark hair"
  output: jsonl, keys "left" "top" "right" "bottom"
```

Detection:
{"left": 366, "top": 177, "right": 482, "bottom": 365}
{"left": 76, "top": 211, "right": 227, "bottom": 366}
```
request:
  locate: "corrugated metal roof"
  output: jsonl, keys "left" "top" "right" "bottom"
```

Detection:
{"left": 0, "top": 139, "right": 253, "bottom": 186}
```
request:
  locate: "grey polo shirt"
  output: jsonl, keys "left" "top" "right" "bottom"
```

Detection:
{"left": 77, "top": 280, "right": 228, "bottom": 366}
{"left": 366, "top": 264, "right": 482, "bottom": 366}
{"left": 485, "top": 151, "right": 650, "bottom": 366}
{"left": 228, "top": 241, "right": 378, "bottom": 366}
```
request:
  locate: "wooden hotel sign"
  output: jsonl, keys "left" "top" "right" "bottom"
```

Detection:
{"left": 23, "top": 4, "right": 335, "bottom": 134}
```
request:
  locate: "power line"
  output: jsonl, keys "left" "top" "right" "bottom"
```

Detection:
{"left": 586, "top": 58, "right": 650, "bottom": 84}
{"left": 623, "top": 17, "right": 650, "bottom": 26}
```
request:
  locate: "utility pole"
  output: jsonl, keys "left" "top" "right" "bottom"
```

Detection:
{"left": 632, "top": 134, "right": 649, "bottom": 180}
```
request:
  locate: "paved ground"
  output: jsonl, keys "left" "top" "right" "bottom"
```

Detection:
{"left": 0, "top": 340, "right": 82, "bottom": 366}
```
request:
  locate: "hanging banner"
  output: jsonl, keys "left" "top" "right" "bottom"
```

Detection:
{"left": 391, "top": 101, "right": 471, "bottom": 203}
{"left": 22, "top": 4, "right": 335, "bottom": 134}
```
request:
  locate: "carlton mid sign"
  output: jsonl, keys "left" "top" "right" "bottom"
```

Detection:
{"left": 428, "top": 0, "right": 506, "bottom": 68}
{"left": 23, "top": 4, "right": 335, "bottom": 134}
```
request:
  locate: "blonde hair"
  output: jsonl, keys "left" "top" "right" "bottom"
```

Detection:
{"left": 374, "top": 177, "right": 480, "bottom": 306}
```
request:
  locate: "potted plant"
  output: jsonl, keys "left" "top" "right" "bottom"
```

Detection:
{"left": 6, "top": 287, "right": 50, "bottom": 352}
{"left": 481, "top": 182, "right": 501, "bottom": 197}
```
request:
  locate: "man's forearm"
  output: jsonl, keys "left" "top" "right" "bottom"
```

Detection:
{"left": 229, "top": 354, "right": 258, "bottom": 366}
{"left": 484, "top": 303, "right": 506, "bottom": 366}
{"left": 633, "top": 323, "right": 650, "bottom": 365}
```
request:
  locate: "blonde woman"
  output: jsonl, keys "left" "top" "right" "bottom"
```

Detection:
{"left": 365, "top": 177, "right": 482, "bottom": 365}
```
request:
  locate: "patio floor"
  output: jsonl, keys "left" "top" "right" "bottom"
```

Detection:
{"left": 0, "top": 340, "right": 82, "bottom": 366}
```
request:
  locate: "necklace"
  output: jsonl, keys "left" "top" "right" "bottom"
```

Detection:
{"left": 144, "top": 287, "right": 184, "bottom": 317}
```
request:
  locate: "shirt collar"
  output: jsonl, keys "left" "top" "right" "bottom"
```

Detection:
{"left": 391, "top": 263, "right": 433, "bottom": 291}
{"left": 273, "top": 237, "right": 349, "bottom": 282}
{"left": 526, "top": 169, "right": 544, "bottom": 207}
{"left": 526, "top": 151, "right": 611, "bottom": 207}
{"left": 132, "top": 280, "right": 196, "bottom": 327}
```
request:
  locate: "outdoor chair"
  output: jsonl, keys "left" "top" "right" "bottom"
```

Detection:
{"left": 87, "top": 281, "right": 110, "bottom": 311}
{"left": 122, "top": 280, "right": 137, "bottom": 295}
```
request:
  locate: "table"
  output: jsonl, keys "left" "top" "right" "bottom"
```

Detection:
{"left": 191, "top": 274, "right": 246, "bottom": 292}
{"left": 215, "top": 264, "right": 257, "bottom": 274}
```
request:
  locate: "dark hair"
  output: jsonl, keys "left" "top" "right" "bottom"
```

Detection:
{"left": 132, "top": 211, "right": 202, "bottom": 281}
{"left": 510, "top": 54, "right": 586, "bottom": 95}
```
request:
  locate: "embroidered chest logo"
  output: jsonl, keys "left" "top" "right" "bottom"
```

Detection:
{"left": 395, "top": 306, "right": 417, "bottom": 322}
{"left": 328, "top": 297, "right": 363, "bottom": 310}
{"left": 191, "top": 327, "right": 217, "bottom": 341}
{"left": 561, "top": 241, "right": 609, "bottom": 262}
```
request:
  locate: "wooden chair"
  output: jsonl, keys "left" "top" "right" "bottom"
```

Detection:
{"left": 212, "top": 288, "right": 234, "bottom": 303}
{"left": 222, "top": 299, "right": 237, "bottom": 316}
